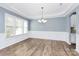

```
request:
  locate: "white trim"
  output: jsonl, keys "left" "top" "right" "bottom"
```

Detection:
{"left": 76, "top": 34, "right": 79, "bottom": 53}
{"left": 0, "top": 4, "right": 79, "bottom": 20}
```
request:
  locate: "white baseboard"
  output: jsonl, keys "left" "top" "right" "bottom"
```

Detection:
{"left": 29, "top": 31, "right": 70, "bottom": 44}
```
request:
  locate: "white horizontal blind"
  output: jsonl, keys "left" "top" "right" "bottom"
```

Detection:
{"left": 24, "top": 20, "right": 28, "bottom": 33}
{"left": 5, "top": 13, "right": 28, "bottom": 37}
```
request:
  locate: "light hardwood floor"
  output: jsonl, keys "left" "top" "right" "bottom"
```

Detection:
{"left": 0, "top": 38, "right": 79, "bottom": 56}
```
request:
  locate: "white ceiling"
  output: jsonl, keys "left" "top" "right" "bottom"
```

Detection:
{"left": 0, "top": 3, "right": 79, "bottom": 20}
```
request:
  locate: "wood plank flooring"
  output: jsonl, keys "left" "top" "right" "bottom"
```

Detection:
{"left": 0, "top": 38, "right": 79, "bottom": 56}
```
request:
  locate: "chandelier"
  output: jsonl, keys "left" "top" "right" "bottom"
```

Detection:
{"left": 38, "top": 7, "right": 47, "bottom": 23}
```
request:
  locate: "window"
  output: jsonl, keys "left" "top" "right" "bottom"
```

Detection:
{"left": 24, "top": 20, "right": 28, "bottom": 33}
{"left": 15, "top": 18, "right": 23, "bottom": 35}
{"left": 5, "top": 14, "right": 16, "bottom": 37}
{"left": 5, "top": 14, "right": 28, "bottom": 37}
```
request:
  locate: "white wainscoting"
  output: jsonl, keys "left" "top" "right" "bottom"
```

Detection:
{"left": 0, "top": 33, "right": 29, "bottom": 49}
{"left": 29, "top": 31, "right": 70, "bottom": 44}
{"left": 76, "top": 34, "right": 79, "bottom": 52}
{"left": 0, "top": 31, "right": 70, "bottom": 49}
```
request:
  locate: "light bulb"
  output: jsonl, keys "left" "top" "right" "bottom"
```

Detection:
{"left": 38, "top": 20, "right": 42, "bottom": 23}
{"left": 41, "top": 18, "right": 47, "bottom": 23}
{"left": 41, "top": 18, "right": 44, "bottom": 22}
{"left": 43, "top": 20, "right": 47, "bottom": 23}
{"left": 38, "top": 18, "right": 47, "bottom": 23}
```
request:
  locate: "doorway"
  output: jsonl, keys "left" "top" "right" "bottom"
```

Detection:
{"left": 70, "top": 12, "right": 77, "bottom": 49}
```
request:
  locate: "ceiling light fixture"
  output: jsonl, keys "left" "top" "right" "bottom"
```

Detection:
{"left": 38, "top": 7, "right": 47, "bottom": 23}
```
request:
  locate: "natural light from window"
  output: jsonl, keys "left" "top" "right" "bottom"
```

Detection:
{"left": 5, "top": 14, "right": 28, "bottom": 37}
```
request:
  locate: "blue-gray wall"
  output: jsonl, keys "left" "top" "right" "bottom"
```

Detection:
{"left": 0, "top": 8, "right": 5, "bottom": 33}
{"left": 30, "top": 17, "right": 70, "bottom": 32}
{"left": 0, "top": 7, "right": 30, "bottom": 33}
{"left": 0, "top": 7, "right": 71, "bottom": 33}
